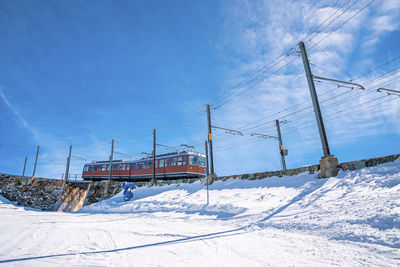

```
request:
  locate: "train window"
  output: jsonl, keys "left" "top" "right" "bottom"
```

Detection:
{"left": 159, "top": 160, "right": 164, "bottom": 167}
{"left": 122, "top": 164, "right": 126, "bottom": 171}
{"left": 183, "top": 156, "right": 186, "bottom": 165}
{"left": 166, "top": 159, "right": 171, "bottom": 167}
{"left": 171, "top": 158, "right": 177, "bottom": 166}
{"left": 101, "top": 165, "right": 105, "bottom": 171}
{"left": 148, "top": 162, "right": 152, "bottom": 168}
{"left": 127, "top": 164, "right": 130, "bottom": 170}
{"left": 199, "top": 157, "right": 206, "bottom": 166}
{"left": 189, "top": 156, "right": 199, "bottom": 165}
{"left": 177, "top": 157, "right": 182, "bottom": 165}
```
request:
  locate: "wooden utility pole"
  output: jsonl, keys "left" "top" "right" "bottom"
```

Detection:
{"left": 32, "top": 146, "right": 40, "bottom": 177}
{"left": 299, "top": 41, "right": 331, "bottom": 157}
{"left": 64, "top": 145, "right": 72, "bottom": 181}
{"left": 206, "top": 104, "right": 215, "bottom": 175}
{"left": 275, "top": 120, "right": 287, "bottom": 170}
{"left": 108, "top": 139, "right": 114, "bottom": 180}
{"left": 22, "top": 156, "right": 27, "bottom": 177}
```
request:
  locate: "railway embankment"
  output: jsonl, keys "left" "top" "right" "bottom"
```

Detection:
{"left": 0, "top": 153, "right": 399, "bottom": 212}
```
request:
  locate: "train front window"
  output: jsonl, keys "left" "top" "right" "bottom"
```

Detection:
{"left": 199, "top": 157, "right": 205, "bottom": 166}
{"left": 189, "top": 156, "right": 199, "bottom": 165}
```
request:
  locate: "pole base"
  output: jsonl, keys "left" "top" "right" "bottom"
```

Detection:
{"left": 318, "top": 155, "right": 339, "bottom": 178}
{"left": 149, "top": 178, "right": 157, "bottom": 187}
{"left": 201, "top": 173, "right": 216, "bottom": 185}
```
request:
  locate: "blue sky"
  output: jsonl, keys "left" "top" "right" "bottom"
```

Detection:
{"left": 1, "top": 0, "right": 399, "bottom": 178}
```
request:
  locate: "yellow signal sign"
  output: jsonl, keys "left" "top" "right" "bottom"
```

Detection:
{"left": 209, "top": 133, "right": 212, "bottom": 141}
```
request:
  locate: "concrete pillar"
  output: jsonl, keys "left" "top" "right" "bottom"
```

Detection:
{"left": 318, "top": 155, "right": 339, "bottom": 178}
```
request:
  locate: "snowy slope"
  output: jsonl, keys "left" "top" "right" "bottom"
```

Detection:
{"left": 0, "top": 160, "right": 399, "bottom": 266}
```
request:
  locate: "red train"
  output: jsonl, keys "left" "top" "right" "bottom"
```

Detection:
{"left": 82, "top": 151, "right": 206, "bottom": 181}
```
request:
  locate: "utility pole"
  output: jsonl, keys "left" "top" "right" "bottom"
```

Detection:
{"left": 206, "top": 104, "right": 215, "bottom": 175}
{"left": 32, "top": 145, "right": 40, "bottom": 177}
{"left": 299, "top": 41, "right": 330, "bottom": 157}
{"left": 22, "top": 156, "right": 27, "bottom": 177}
{"left": 108, "top": 139, "right": 114, "bottom": 180}
{"left": 152, "top": 129, "right": 156, "bottom": 181}
{"left": 64, "top": 145, "right": 72, "bottom": 181}
{"left": 275, "top": 120, "right": 287, "bottom": 170}
{"left": 205, "top": 140, "right": 209, "bottom": 176}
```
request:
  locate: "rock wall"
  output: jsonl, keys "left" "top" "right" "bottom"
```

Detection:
{"left": 84, "top": 180, "right": 123, "bottom": 206}
{"left": 0, "top": 174, "right": 63, "bottom": 211}
{"left": 214, "top": 153, "right": 400, "bottom": 182}
{"left": 339, "top": 154, "right": 400, "bottom": 171}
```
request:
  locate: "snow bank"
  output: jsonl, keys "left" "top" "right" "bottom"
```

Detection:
{"left": 0, "top": 160, "right": 399, "bottom": 266}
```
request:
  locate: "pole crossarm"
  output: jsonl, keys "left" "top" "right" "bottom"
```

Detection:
{"left": 211, "top": 125, "right": 244, "bottom": 136}
{"left": 312, "top": 74, "right": 365, "bottom": 90}
{"left": 114, "top": 151, "right": 132, "bottom": 158}
{"left": 377, "top": 88, "right": 400, "bottom": 96}
{"left": 250, "top": 133, "right": 278, "bottom": 140}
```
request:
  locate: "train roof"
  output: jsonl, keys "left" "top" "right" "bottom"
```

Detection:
{"left": 86, "top": 151, "right": 205, "bottom": 165}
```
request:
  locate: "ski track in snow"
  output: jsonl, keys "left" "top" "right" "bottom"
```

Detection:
{"left": 0, "top": 160, "right": 399, "bottom": 266}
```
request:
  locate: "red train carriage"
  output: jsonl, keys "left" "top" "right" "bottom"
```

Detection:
{"left": 82, "top": 151, "right": 206, "bottom": 181}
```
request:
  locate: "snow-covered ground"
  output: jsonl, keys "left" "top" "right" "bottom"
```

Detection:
{"left": 0, "top": 161, "right": 399, "bottom": 266}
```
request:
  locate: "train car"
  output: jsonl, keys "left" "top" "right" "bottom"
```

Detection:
{"left": 82, "top": 151, "right": 206, "bottom": 181}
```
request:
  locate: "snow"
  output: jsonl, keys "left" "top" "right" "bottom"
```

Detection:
{"left": 0, "top": 160, "right": 399, "bottom": 266}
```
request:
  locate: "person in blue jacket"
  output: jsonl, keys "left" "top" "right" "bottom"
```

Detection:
{"left": 122, "top": 182, "right": 135, "bottom": 201}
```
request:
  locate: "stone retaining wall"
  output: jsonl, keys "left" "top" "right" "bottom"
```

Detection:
{"left": 0, "top": 175, "right": 63, "bottom": 211}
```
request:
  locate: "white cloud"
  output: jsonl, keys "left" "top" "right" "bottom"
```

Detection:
{"left": 371, "top": 15, "right": 398, "bottom": 31}
{"left": 0, "top": 86, "right": 33, "bottom": 134}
